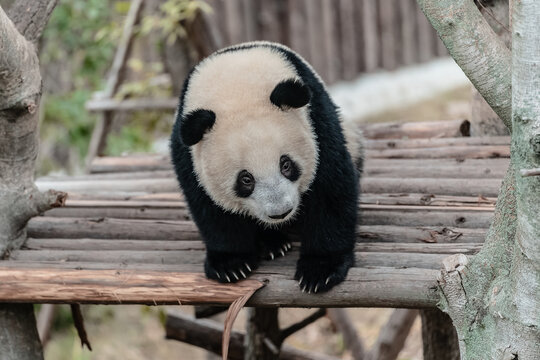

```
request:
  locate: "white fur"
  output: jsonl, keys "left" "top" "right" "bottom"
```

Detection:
{"left": 182, "top": 44, "right": 319, "bottom": 224}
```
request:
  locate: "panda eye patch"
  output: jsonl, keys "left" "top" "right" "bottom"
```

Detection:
{"left": 235, "top": 170, "right": 255, "bottom": 197}
{"left": 280, "top": 155, "right": 301, "bottom": 181}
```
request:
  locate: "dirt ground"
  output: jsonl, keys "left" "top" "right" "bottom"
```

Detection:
{"left": 44, "top": 86, "right": 470, "bottom": 360}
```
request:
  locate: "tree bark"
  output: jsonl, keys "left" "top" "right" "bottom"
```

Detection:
{"left": 417, "top": 0, "right": 540, "bottom": 358}
{"left": 0, "top": 2, "right": 62, "bottom": 359}
{"left": 417, "top": 0, "right": 512, "bottom": 129}
{"left": 470, "top": 0, "right": 511, "bottom": 137}
{"left": 0, "top": 304, "right": 43, "bottom": 360}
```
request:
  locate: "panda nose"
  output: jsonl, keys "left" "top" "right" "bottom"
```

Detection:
{"left": 268, "top": 208, "right": 292, "bottom": 220}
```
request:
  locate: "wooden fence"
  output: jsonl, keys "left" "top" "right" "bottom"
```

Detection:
{"left": 202, "top": 0, "right": 447, "bottom": 84}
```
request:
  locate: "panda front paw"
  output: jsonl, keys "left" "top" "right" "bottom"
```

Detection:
{"left": 294, "top": 252, "right": 354, "bottom": 293}
{"left": 204, "top": 251, "right": 259, "bottom": 283}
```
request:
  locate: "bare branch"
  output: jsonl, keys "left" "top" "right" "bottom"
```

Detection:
{"left": 416, "top": 0, "right": 512, "bottom": 130}
{"left": 367, "top": 309, "right": 418, "bottom": 360}
{"left": 7, "top": 0, "right": 58, "bottom": 43}
{"left": 327, "top": 309, "right": 365, "bottom": 360}
{"left": 279, "top": 308, "right": 326, "bottom": 343}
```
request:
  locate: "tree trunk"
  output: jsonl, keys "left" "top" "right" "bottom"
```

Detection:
{"left": 417, "top": 0, "right": 540, "bottom": 358}
{"left": 0, "top": 2, "right": 63, "bottom": 359}
{"left": 0, "top": 304, "right": 43, "bottom": 360}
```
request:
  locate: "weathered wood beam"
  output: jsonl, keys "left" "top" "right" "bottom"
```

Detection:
{"left": 361, "top": 119, "right": 470, "bottom": 139}
{"left": 36, "top": 177, "right": 503, "bottom": 197}
{"left": 26, "top": 217, "right": 488, "bottom": 243}
{"left": 0, "top": 266, "right": 439, "bottom": 308}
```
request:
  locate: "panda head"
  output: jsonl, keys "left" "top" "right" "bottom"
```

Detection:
{"left": 178, "top": 46, "right": 319, "bottom": 225}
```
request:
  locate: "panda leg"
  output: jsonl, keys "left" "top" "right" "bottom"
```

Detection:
{"left": 257, "top": 228, "right": 292, "bottom": 260}
{"left": 294, "top": 200, "right": 357, "bottom": 293}
{"left": 197, "top": 210, "right": 261, "bottom": 283}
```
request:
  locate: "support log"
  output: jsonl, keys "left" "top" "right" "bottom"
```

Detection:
{"left": 244, "top": 308, "right": 280, "bottom": 360}
{"left": 420, "top": 309, "right": 459, "bottom": 360}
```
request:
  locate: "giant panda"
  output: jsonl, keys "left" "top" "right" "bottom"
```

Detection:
{"left": 170, "top": 41, "right": 363, "bottom": 293}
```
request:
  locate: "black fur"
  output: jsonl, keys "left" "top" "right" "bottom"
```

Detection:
{"left": 180, "top": 109, "right": 216, "bottom": 146}
{"left": 171, "top": 43, "right": 361, "bottom": 292}
{"left": 270, "top": 79, "right": 311, "bottom": 109}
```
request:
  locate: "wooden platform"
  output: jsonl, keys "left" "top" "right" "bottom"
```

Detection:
{"left": 0, "top": 134, "right": 510, "bottom": 308}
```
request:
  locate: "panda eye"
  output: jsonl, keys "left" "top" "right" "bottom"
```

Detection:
{"left": 280, "top": 155, "right": 300, "bottom": 181}
{"left": 280, "top": 157, "right": 292, "bottom": 177}
{"left": 235, "top": 170, "right": 255, "bottom": 197}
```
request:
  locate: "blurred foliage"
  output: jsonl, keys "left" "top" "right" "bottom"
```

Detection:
{"left": 41, "top": 0, "right": 122, "bottom": 90}
{"left": 141, "top": 0, "right": 210, "bottom": 44}
{"left": 38, "top": 0, "right": 196, "bottom": 174}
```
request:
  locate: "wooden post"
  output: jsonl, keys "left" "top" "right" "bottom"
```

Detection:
{"left": 0, "top": 304, "right": 43, "bottom": 360}
{"left": 244, "top": 308, "right": 280, "bottom": 360}
{"left": 420, "top": 309, "right": 460, "bottom": 360}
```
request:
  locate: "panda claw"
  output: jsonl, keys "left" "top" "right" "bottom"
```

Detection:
{"left": 299, "top": 276, "right": 303, "bottom": 284}
{"left": 287, "top": 243, "right": 292, "bottom": 250}
{"left": 325, "top": 276, "right": 331, "bottom": 285}
{"left": 281, "top": 245, "right": 288, "bottom": 252}
{"left": 245, "top": 263, "right": 252, "bottom": 272}
{"left": 279, "top": 249, "right": 285, "bottom": 257}
{"left": 239, "top": 269, "right": 246, "bottom": 278}
{"left": 269, "top": 252, "right": 274, "bottom": 260}
{"left": 232, "top": 271, "right": 239, "bottom": 280}
{"left": 314, "top": 284, "right": 319, "bottom": 293}
{"left": 215, "top": 271, "right": 221, "bottom": 279}
{"left": 225, "top": 274, "right": 231, "bottom": 282}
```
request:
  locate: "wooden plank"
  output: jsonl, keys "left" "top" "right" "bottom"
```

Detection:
{"left": 24, "top": 238, "right": 482, "bottom": 255}
{"left": 305, "top": 0, "right": 326, "bottom": 79}
{"left": 399, "top": 0, "right": 417, "bottom": 65}
{"left": 241, "top": 0, "right": 257, "bottom": 42}
{"left": 379, "top": 0, "right": 397, "bottom": 70}
{"left": 42, "top": 204, "right": 494, "bottom": 228}
{"left": 361, "top": 119, "right": 470, "bottom": 139}
{"left": 321, "top": 0, "right": 338, "bottom": 83}
{"left": 27, "top": 217, "right": 487, "bottom": 243}
{"left": 366, "top": 136, "right": 510, "bottom": 150}
{"left": 362, "top": 178, "right": 502, "bottom": 197}
{"left": 27, "top": 217, "right": 200, "bottom": 240}
{"left": 415, "top": 4, "right": 434, "bottom": 62}
{"left": 287, "top": 0, "right": 309, "bottom": 58}
{"left": 0, "top": 266, "right": 439, "bottom": 308}
{"left": 338, "top": 0, "right": 358, "bottom": 80}
{"left": 88, "top": 154, "right": 510, "bottom": 175}
{"left": 258, "top": 0, "right": 284, "bottom": 43}
{"left": 361, "top": 0, "right": 379, "bottom": 72}
{"left": 7, "top": 248, "right": 461, "bottom": 270}
{"left": 224, "top": 0, "right": 244, "bottom": 44}
{"left": 368, "top": 145, "right": 510, "bottom": 159}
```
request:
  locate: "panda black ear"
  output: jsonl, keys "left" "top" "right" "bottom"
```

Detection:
{"left": 180, "top": 109, "right": 216, "bottom": 146}
{"left": 270, "top": 79, "right": 311, "bottom": 109}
